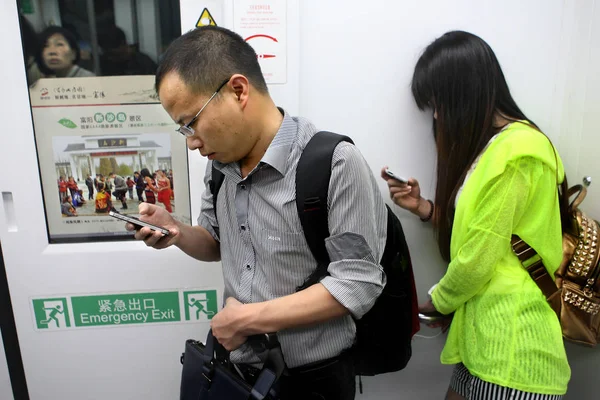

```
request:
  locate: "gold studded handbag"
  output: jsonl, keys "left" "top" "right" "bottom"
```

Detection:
{"left": 512, "top": 177, "right": 600, "bottom": 347}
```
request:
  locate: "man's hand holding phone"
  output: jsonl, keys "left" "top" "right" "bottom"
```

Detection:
{"left": 115, "top": 202, "right": 220, "bottom": 262}
{"left": 127, "top": 203, "right": 180, "bottom": 249}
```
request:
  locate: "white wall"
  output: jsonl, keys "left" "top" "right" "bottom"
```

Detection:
{"left": 554, "top": 2, "right": 600, "bottom": 397}
{"left": 555, "top": 0, "right": 600, "bottom": 215}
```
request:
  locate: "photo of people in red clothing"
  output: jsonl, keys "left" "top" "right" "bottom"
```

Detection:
{"left": 52, "top": 134, "right": 175, "bottom": 218}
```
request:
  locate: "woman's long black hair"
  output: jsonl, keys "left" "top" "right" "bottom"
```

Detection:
{"left": 411, "top": 31, "right": 536, "bottom": 261}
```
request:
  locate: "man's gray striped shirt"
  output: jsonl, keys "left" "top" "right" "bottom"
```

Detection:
{"left": 198, "top": 109, "right": 387, "bottom": 368}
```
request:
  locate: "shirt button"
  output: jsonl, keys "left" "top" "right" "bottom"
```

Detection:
{"left": 246, "top": 265, "right": 252, "bottom": 271}
{"left": 241, "top": 225, "right": 246, "bottom": 230}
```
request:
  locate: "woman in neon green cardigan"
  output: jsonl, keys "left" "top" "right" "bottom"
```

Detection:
{"left": 382, "top": 31, "right": 570, "bottom": 399}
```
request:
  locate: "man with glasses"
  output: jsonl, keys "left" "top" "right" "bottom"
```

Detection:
{"left": 128, "top": 26, "right": 387, "bottom": 400}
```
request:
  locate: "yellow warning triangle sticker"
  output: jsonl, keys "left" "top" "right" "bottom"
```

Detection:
{"left": 196, "top": 8, "right": 217, "bottom": 27}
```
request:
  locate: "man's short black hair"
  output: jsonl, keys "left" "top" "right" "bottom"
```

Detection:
{"left": 155, "top": 26, "right": 268, "bottom": 95}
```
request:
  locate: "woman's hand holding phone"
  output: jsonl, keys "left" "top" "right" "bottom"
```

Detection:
{"left": 419, "top": 298, "right": 453, "bottom": 333}
{"left": 381, "top": 166, "right": 421, "bottom": 211}
{"left": 381, "top": 166, "right": 434, "bottom": 221}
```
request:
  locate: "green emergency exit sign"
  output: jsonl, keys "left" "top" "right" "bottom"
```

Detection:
{"left": 72, "top": 292, "right": 180, "bottom": 326}
{"left": 32, "top": 288, "right": 219, "bottom": 330}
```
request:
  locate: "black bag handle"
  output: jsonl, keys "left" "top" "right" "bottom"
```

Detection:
{"left": 248, "top": 334, "right": 286, "bottom": 400}
{"left": 204, "top": 330, "right": 286, "bottom": 400}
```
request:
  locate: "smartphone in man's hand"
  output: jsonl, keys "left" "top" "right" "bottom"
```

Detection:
{"left": 109, "top": 210, "right": 170, "bottom": 236}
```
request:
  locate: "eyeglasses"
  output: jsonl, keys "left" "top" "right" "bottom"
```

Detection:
{"left": 176, "top": 78, "right": 230, "bottom": 137}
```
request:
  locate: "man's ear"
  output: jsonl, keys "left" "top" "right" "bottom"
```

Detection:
{"left": 229, "top": 74, "right": 250, "bottom": 106}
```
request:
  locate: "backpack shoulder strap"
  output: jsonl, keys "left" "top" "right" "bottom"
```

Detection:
{"left": 208, "top": 164, "right": 225, "bottom": 214}
{"left": 295, "top": 131, "right": 353, "bottom": 289}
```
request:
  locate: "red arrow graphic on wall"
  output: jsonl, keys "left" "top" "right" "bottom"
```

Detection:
{"left": 245, "top": 34, "right": 278, "bottom": 59}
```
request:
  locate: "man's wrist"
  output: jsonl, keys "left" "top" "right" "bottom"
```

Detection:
{"left": 172, "top": 219, "right": 188, "bottom": 246}
{"left": 238, "top": 302, "right": 265, "bottom": 336}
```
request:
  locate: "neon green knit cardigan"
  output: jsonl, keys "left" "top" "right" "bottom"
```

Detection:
{"left": 431, "top": 122, "right": 571, "bottom": 395}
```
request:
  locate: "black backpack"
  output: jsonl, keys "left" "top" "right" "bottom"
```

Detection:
{"left": 209, "top": 131, "right": 419, "bottom": 377}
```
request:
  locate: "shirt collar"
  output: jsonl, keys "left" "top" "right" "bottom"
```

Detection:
{"left": 260, "top": 108, "right": 297, "bottom": 176}
{"left": 213, "top": 107, "right": 297, "bottom": 179}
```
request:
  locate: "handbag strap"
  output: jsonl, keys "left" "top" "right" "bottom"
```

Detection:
{"left": 511, "top": 235, "right": 559, "bottom": 298}
{"left": 247, "top": 333, "right": 287, "bottom": 400}
{"left": 249, "top": 335, "right": 286, "bottom": 400}
{"left": 206, "top": 330, "right": 286, "bottom": 400}
{"left": 567, "top": 184, "right": 588, "bottom": 211}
